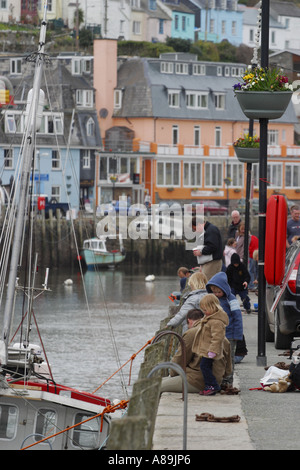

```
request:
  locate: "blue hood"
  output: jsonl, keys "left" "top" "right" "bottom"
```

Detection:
{"left": 206, "top": 272, "right": 231, "bottom": 297}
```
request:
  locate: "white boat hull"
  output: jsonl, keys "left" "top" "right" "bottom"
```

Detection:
{"left": 0, "top": 384, "right": 110, "bottom": 450}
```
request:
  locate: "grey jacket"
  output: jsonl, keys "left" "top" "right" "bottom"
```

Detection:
{"left": 167, "top": 289, "right": 206, "bottom": 332}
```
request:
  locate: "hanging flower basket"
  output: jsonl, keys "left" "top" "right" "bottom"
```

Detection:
{"left": 234, "top": 146, "right": 260, "bottom": 163}
{"left": 234, "top": 90, "right": 292, "bottom": 120}
{"left": 233, "top": 67, "right": 294, "bottom": 119}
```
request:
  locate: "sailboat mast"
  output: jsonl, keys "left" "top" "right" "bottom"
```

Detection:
{"left": 1, "top": 2, "right": 48, "bottom": 360}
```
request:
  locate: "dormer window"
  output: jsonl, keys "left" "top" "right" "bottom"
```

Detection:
{"left": 114, "top": 89, "right": 122, "bottom": 109}
{"left": 176, "top": 63, "right": 188, "bottom": 75}
{"left": 76, "top": 89, "right": 93, "bottom": 107}
{"left": 161, "top": 62, "right": 174, "bottom": 74}
{"left": 86, "top": 117, "right": 95, "bottom": 136}
{"left": 193, "top": 64, "right": 206, "bottom": 75}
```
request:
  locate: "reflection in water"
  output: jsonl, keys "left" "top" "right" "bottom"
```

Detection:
{"left": 10, "top": 266, "right": 177, "bottom": 401}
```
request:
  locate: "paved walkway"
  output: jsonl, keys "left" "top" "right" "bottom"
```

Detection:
{"left": 153, "top": 292, "right": 259, "bottom": 451}
{"left": 152, "top": 374, "right": 254, "bottom": 450}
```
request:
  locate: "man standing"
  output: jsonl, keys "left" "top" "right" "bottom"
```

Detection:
{"left": 228, "top": 210, "right": 241, "bottom": 239}
{"left": 287, "top": 205, "right": 300, "bottom": 248}
{"left": 192, "top": 216, "right": 223, "bottom": 280}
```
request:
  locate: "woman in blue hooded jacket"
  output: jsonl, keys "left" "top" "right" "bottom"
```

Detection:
{"left": 206, "top": 271, "right": 243, "bottom": 387}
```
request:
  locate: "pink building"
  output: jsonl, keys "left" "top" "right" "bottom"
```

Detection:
{"left": 93, "top": 39, "right": 300, "bottom": 207}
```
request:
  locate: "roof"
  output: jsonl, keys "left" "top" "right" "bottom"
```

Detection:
{"left": 115, "top": 55, "right": 297, "bottom": 124}
{"left": 270, "top": 1, "right": 300, "bottom": 17}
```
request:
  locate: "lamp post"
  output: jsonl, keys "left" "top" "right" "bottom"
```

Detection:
{"left": 256, "top": 0, "right": 270, "bottom": 367}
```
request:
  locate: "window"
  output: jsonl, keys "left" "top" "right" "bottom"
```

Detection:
{"left": 194, "top": 126, "right": 201, "bottom": 146}
{"left": 176, "top": 63, "right": 188, "bottom": 74}
{"left": 86, "top": 118, "right": 95, "bottom": 137}
{"left": 193, "top": 64, "right": 205, "bottom": 75}
{"left": 72, "top": 413, "right": 100, "bottom": 449}
{"left": 72, "top": 58, "right": 82, "bottom": 75}
{"left": 285, "top": 164, "right": 300, "bottom": 188}
{"left": 267, "top": 163, "right": 282, "bottom": 188}
{"left": 52, "top": 150, "right": 61, "bottom": 170}
{"left": 249, "top": 29, "right": 254, "bottom": 42}
{"left": 224, "top": 66, "right": 230, "bottom": 77}
{"left": 157, "top": 161, "right": 180, "bottom": 186}
{"left": 221, "top": 20, "right": 226, "bottom": 34}
{"left": 159, "top": 19, "right": 164, "bottom": 34}
{"left": 35, "top": 409, "right": 57, "bottom": 444}
{"left": 214, "top": 93, "right": 225, "bottom": 109}
{"left": 114, "top": 89, "right": 122, "bottom": 109}
{"left": 82, "top": 150, "right": 91, "bottom": 168}
{"left": 149, "top": 0, "right": 156, "bottom": 10}
{"left": 132, "top": 21, "right": 141, "bottom": 34}
{"left": 76, "top": 90, "right": 93, "bottom": 107}
{"left": 0, "top": 0, "right": 7, "bottom": 8}
{"left": 184, "top": 162, "right": 202, "bottom": 186}
{"left": 186, "top": 92, "right": 208, "bottom": 109}
{"left": 232, "top": 21, "right": 236, "bottom": 35}
{"left": 172, "top": 125, "right": 179, "bottom": 145}
{"left": 182, "top": 16, "right": 186, "bottom": 31}
{"left": 168, "top": 90, "right": 180, "bottom": 107}
{"left": 161, "top": 62, "right": 174, "bottom": 73}
{"left": 215, "top": 126, "right": 222, "bottom": 146}
{"left": 0, "top": 404, "right": 18, "bottom": 439}
{"left": 217, "top": 66, "right": 222, "bottom": 76}
{"left": 39, "top": 113, "right": 63, "bottom": 135}
{"left": 209, "top": 19, "right": 214, "bottom": 33}
{"left": 175, "top": 15, "right": 179, "bottom": 30}
{"left": 204, "top": 162, "right": 223, "bottom": 187}
{"left": 10, "top": 58, "right": 22, "bottom": 75}
{"left": 225, "top": 162, "right": 244, "bottom": 187}
{"left": 51, "top": 186, "right": 61, "bottom": 201}
{"left": 268, "top": 129, "right": 279, "bottom": 145}
{"left": 4, "top": 148, "right": 13, "bottom": 168}
{"left": 231, "top": 67, "right": 239, "bottom": 77}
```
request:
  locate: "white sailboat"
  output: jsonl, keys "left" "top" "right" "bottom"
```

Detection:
{"left": 0, "top": 2, "right": 111, "bottom": 450}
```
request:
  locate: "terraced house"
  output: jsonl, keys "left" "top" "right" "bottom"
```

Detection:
{"left": 94, "top": 39, "right": 300, "bottom": 208}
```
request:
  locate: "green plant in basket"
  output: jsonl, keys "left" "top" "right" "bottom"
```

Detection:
{"left": 233, "top": 134, "right": 260, "bottom": 148}
{"left": 233, "top": 67, "right": 294, "bottom": 92}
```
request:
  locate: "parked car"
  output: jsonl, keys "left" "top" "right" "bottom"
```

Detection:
{"left": 129, "top": 215, "right": 183, "bottom": 239}
{"left": 188, "top": 200, "right": 228, "bottom": 216}
{"left": 236, "top": 198, "right": 259, "bottom": 214}
{"left": 265, "top": 241, "right": 300, "bottom": 349}
{"left": 98, "top": 200, "right": 147, "bottom": 216}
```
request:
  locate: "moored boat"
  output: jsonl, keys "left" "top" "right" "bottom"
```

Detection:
{"left": 82, "top": 237, "right": 126, "bottom": 269}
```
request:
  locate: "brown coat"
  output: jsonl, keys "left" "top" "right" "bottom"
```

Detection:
{"left": 192, "top": 308, "right": 229, "bottom": 360}
{"left": 170, "top": 319, "right": 232, "bottom": 391}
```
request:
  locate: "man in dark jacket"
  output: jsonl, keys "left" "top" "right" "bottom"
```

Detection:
{"left": 192, "top": 216, "right": 223, "bottom": 280}
{"left": 226, "top": 253, "right": 251, "bottom": 313}
{"left": 228, "top": 210, "right": 241, "bottom": 239}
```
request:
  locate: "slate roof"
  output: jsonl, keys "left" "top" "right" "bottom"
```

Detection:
{"left": 0, "top": 55, "right": 101, "bottom": 149}
{"left": 115, "top": 54, "right": 297, "bottom": 123}
{"left": 270, "top": 1, "right": 300, "bottom": 18}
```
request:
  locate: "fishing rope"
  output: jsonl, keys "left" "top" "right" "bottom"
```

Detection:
{"left": 93, "top": 336, "right": 154, "bottom": 393}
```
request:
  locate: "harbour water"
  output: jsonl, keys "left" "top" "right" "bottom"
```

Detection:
{"left": 10, "top": 265, "right": 177, "bottom": 403}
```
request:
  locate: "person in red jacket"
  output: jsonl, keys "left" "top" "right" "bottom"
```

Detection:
{"left": 248, "top": 232, "right": 258, "bottom": 290}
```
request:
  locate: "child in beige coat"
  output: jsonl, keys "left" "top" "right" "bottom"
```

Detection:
{"left": 193, "top": 294, "right": 229, "bottom": 395}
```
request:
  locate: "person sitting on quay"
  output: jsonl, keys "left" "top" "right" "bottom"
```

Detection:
{"left": 166, "top": 272, "right": 207, "bottom": 333}
{"left": 193, "top": 294, "right": 229, "bottom": 396}
{"left": 177, "top": 266, "right": 192, "bottom": 292}
{"left": 206, "top": 271, "right": 243, "bottom": 389}
{"left": 160, "top": 309, "right": 232, "bottom": 394}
